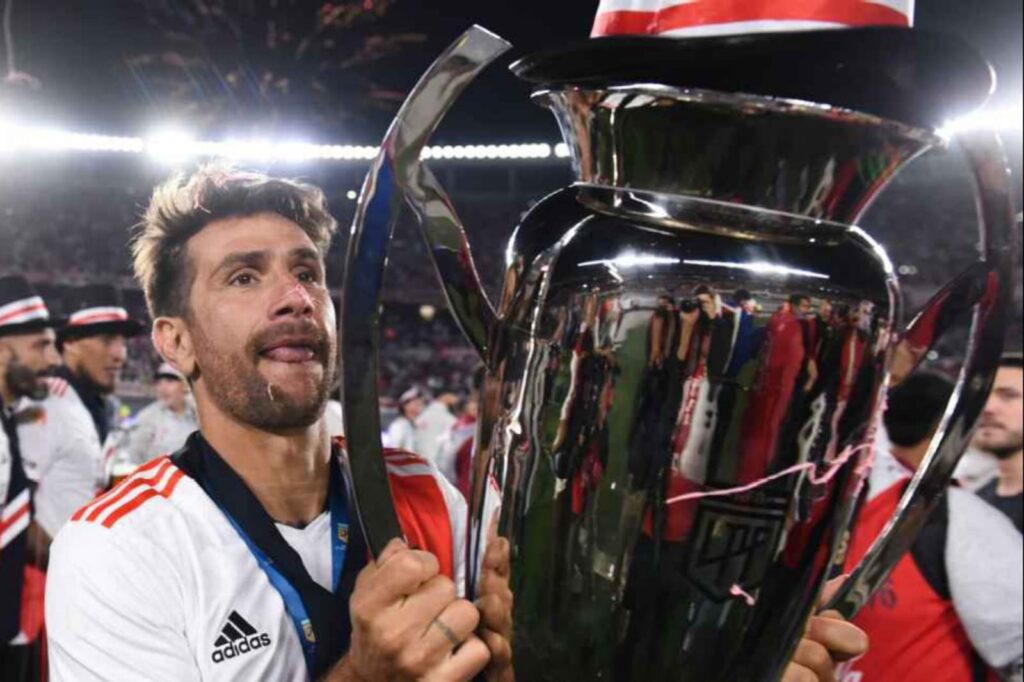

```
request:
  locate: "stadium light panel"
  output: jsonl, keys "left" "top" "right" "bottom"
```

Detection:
{"left": 2, "top": 103, "right": 1020, "bottom": 163}
{"left": 146, "top": 128, "right": 199, "bottom": 164}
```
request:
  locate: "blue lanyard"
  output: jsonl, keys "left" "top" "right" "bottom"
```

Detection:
{"left": 214, "top": 458, "right": 350, "bottom": 674}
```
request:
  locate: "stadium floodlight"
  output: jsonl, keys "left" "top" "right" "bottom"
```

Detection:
{"left": 939, "top": 100, "right": 1024, "bottom": 138}
{"left": 3, "top": 99, "right": 1020, "bottom": 163}
{"left": 146, "top": 128, "right": 199, "bottom": 164}
{"left": 0, "top": 123, "right": 143, "bottom": 154}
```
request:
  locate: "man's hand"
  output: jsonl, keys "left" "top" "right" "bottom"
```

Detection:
{"left": 782, "top": 577, "right": 869, "bottom": 682}
{"left": 341, "top": 539, "right": 491, "bottom": 681}
{"left": 476, "top": 528, "right": 514, "bottom": 682}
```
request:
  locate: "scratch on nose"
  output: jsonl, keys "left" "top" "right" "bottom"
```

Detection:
{"left": 280, "top": 282, "right": 315, "bottom": 310}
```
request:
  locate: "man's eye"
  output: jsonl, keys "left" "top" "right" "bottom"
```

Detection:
{"left": 230, "top": 272, "right": 255, "bottom": 286}
{"left": 297, "top": 270, "right": 318, "bottom": 284}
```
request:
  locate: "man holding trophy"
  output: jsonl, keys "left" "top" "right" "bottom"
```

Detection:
{"left": 45, "top": 0, "right": 1016, "bottom": 681}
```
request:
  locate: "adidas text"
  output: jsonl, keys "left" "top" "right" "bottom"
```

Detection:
{"left": 212, "top": 634, "right": 271, "bottom": 663}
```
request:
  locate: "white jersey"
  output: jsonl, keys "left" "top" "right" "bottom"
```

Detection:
{"left": 46, "top": 442, "right": 493, "bottom": 682}
{"left": 385, "top": 416, "right": 416, "bottom": 452}
{"left": 18, "top": 376, "right": 109, "bottom": 537}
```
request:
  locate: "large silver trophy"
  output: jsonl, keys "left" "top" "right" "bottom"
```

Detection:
{"left": 340, "top": 25, "right": 1017, "bottom": 681}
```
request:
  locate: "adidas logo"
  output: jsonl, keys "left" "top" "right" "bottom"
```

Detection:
{"left": 211, "top": 611, "right": 271, "bottom": 664}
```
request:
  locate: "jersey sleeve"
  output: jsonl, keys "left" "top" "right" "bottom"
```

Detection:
{"left": 945, "top": 487, "right": 1024, "bottom": 672}
{"left": 33, "top": 405, "right": 102, "bottom": 537}
{"left": 16, "top": 404, "right": 52, "bottom": 484}
{"left": 46, "top": 520, "right": 199, "bottom": 682}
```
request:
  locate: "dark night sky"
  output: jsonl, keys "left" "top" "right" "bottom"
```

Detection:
{"left": 2, "top": 0, "right": 1021, "bottom": 143}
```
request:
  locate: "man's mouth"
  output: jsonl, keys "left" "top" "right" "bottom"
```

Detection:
{"left": 262, "top": 345, "right": 316, "bottom": 363}
{"left": 259, "top": 335, "right": 322, "bottom": 365}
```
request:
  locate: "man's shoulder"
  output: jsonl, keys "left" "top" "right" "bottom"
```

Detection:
{"left": 333, "top": 436, "right": 465, "bottom": 518}
{"left": 60, "top": 455, "right": 196, "bottom": 539}
{"left": 134, "top": 401, "right": 167, "bottom": 423}
{"left": 37, "top": 378, "right": 90, "bottom": 423}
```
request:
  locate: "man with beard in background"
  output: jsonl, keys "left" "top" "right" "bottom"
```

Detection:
{"left": 974, "top": 351, "right": 1024, "bottom": 532}
{"left": 20, "top": 284, "right": 145, "bottom": 568}
{"left": 0, "top": 275, "right": 60, "bottom": 680}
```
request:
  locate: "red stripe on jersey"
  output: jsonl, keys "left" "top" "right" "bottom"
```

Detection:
{"left": 71, "top": 457, "right": 170, "bottom": 522}
{"left": 389, "top": 469, "right": 455, "bottom": 579}
{"left": 0, "top": 501, "right": 30, "bottom": 535}
{"left": 47, "top": 378, "right": 68, "bottom": 398}
{"left": 103, "top": 469, "right": 184, "bottom": 528}
{"left": 83, "top": 459, "right": 173, "bottom": 523}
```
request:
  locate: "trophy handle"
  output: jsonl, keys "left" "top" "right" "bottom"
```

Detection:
{"left": 827, "top": 129, "right": 1019, "bottom": 618}
{"left": 341, "top": 26, "right": 511, "bottom": 557}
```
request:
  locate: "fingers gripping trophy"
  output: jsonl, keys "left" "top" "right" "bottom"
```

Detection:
{"left": 339, "top": 1, "right": 1018, "bottom": 680}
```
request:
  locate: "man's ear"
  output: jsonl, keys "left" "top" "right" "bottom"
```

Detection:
{"left": 152, "top": 317, "right": 196, "bottom": 380}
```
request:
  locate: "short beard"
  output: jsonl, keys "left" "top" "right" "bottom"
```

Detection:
{"left": 191, "top": 319, "right": 335, "bottom": 432}
{"left": 989, "top": 433, "right": 1024, "bottom": 460}
{"left": 4, "top": 358, "right": 48, "bottom": 401}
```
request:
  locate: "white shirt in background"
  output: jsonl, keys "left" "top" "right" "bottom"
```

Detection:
{"left": 19, "top": 377, "right": 107, "bottom": 537}
{"left": 127, "top": 399, "right": 198, "bottom": 465}
{"left": 415, "top": 401, "right": 456, "bottom": 464}
{"left": 386, "top": 416, "right": 416, "bottom": 452}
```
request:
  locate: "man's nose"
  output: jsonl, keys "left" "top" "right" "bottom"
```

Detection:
{"left": 110, "top": 338, "right": 128, "bottom": 365}
{"left": 271, "top": 279, "right": 316, "bottom": 319}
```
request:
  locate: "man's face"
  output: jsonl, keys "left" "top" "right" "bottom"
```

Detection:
{"left": 465, "top": 395, "right": 479, "bottom": 420}
{"left": 697, "top": 293, "right": 715, "bottom": 317}
{"left": 1, "top": 328, "right": 60, "bottom": 400}
{"left": 974, "top": 366, "right": 1024, "bottom": 459}
{"left": 403, "top": 397, "right": 425, "bottom": 421}
{"left": 795, "top": 298, "right": 811, "bottom": 316}
{"left": 63, "top": 333, "right": 127, "bottom": 393}
{"left": 155, "top": 377, "right": 188, "bottom": 412}
{"left": 183, "top": 213, "right": 336, "bottom": 432}
{"left": 819, "top": 300, "right": 833, "bottom": 319}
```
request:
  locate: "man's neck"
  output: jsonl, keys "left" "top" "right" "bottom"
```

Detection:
{"left": 199, "top": 405, "right": 331, "bottom": 527}
{"left": 996, "top": 450, "right": 1024, "bottom": 497}
{"left": 890, "top": 443, "right": 928, "bottom": 472}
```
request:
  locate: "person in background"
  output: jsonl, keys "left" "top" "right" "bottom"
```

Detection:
{"left": 973, "top": 351, "right": 1024, "bottom": 532}
{"left": 440, "top": 368, "right": 484, "bottom": 494}
{"left": 415, "top": 391, "right": 458, "bottom": 465}
{"left": 386, "top": 385, "right": 423, "bottom": 452}
{"left": 0, "top": 275, "right": 60, "bottom": 680}
{"left": 21, "top": 283, "right": 144, "bottom": 568}
{"left": 126, "top": 362, "right": 197, "bottom": 465}
{"left": 840, "top": 371, "right": 1023, "bottom": 682}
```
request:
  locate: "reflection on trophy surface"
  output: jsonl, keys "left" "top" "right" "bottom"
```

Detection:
{"left": 340, "top": 2, "right": 1018, "bottom": 680}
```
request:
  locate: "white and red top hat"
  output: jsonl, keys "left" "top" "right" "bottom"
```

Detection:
{"left": 58, "top": 284, "right": 145, "bottom": 343}
{"left": 593, "top": 0, "right": 913, "bottom": 38}
{"left": 0, "top": 275, "right": 58, "bottom": 338}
